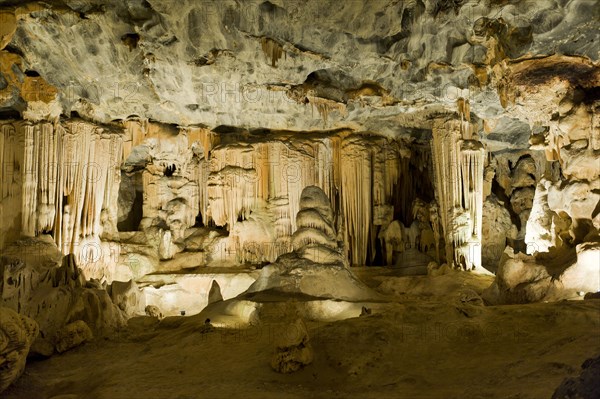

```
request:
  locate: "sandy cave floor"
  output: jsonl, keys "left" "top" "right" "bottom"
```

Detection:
{"left": 4, "top": 269, "right": 600, "bottom": 399}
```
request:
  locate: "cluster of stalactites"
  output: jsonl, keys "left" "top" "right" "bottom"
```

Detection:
{"left": 260, "top": 37, "right": 285, "bottom": 68}
{"left": 125, "top": 120, "right": 217, "bottom": 232}
{"left": 0, "top": 120, "right": 122, "bottom": 257}
{"left": 207, "top": 138, "right": 341, "bottom": 232}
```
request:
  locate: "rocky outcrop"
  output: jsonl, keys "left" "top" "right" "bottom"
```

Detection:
{"left": 108, "top": 279, "right": 146, "bottom": 317}
{"left": 0, "top": 1, "right": 595, "bottom": 132}
{"left": 552, "top": 354, "right": 600, "bottom": 399}
{"left": 482, "top": 195, "right": 517, "bottom": 271}
{"left": 144, "top": 305, "right": 163, "bottom": 320}
{"left": 55, "top": 320, "right": 93, "bottom": 353}
{"left": 482, "top": 244, "right": 600, "bottom": 305}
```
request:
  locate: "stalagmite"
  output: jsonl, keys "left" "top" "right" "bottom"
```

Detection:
{"left": 378, "top": 220, "right": 404, "bottom": 265}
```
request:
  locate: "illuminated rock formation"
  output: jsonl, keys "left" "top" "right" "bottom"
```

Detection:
{"left": 432, "top": 118, "right": 487, "bottom": 272}
{"left": 0, "top": 0, "right": 598, "bottom": 395}
{"left": 292, "top": 185, "right": 344, "bottom": 265}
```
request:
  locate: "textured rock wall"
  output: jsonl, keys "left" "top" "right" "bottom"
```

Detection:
{"left": 0, "top": 0, "right": 596, "bottom": 134}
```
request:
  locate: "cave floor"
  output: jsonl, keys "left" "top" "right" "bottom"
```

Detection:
{"left": 5, "top": 271, "right": 600, "bottom": 399}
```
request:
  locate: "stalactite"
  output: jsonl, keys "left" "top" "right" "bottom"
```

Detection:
{"left": 1, "top": 123, "right": 17, "bottom": 199}
{"left": 3, "top": 119, "right": 122, "bottom": 258}
{"left": 306, "top": 95, "right": 348, "bottom": 126}
{"left": 208, "top": 144, "right": 260, "bottom": 228}
{"left": 101, "top": 133, "right": 123, "bottom": 236}
{"left": 22, "top": 123, "right": 37, "bottom": 237}
{"left": 260, "top": 37, "right": 285, "bottom": 67}
{"left": 36, "top": 122, "right": 57, "bottom": 232}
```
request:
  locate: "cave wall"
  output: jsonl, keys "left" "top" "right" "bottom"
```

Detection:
{"left": 0, "top": 117, "right": 441, "bottom": 280}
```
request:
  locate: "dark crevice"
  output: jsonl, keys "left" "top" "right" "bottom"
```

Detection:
{"left": 117, "top": 190, "right": 143, "bottom": 232}
{"left": 0, "top": 109, "right": 21, "bottom": 119}
{"left": 164, "top": 164, "right": 176, "bottom": 177}
{"left": 194, "top": 212, "right": 204, "bottom": 228}
{"left": 492, "top": 179, "right": 521, "bottom": 231}
{"left": 3, "top": 45, "right": 25, "bottom": 57}
{"left": 591, "top": 192, "right": 600, "bottom": 219}
{"left": 121, "top": 33, "right": 140, "bottom": 51}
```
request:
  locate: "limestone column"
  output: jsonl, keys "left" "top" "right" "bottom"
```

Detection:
{"left": 431, "top": 118, "right": 486, "bottom": 272}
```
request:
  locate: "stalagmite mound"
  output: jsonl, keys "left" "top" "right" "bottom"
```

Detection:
{"left": 243, "top": 186, "right": 378, "bottom": 301}
{"left": 292, "top": 185, "right": 345, "bottom": 265}
{"left": 199, "top": 186, "right": 383, "bottom": 326}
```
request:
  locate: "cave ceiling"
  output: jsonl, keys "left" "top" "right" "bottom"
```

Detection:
{"left": 0, "top": 0, "right": 597, "bottom": 148}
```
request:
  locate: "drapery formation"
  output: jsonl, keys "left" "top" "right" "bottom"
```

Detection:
{"left": 1, "top": 120, "right": 122, "bottom": 260}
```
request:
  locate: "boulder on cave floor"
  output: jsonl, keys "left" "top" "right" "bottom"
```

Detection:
{"left": 271, "top": 318, "right": 314, "bottom": 374}
{"left": 482, "top": 243, "right": 600, "bottom": 305}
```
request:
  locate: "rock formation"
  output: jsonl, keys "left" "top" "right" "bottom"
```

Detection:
{"left": 0, "top": 0, "right": 598, "bottom": 395}
{"left": 482, "top": 244, "right": 600, "bottom": 304}
{"left": 54, "top": 320, "right": 93, "bottom": 353}
{"left": 432, "top": 117, "right": 487, "bottom": 273}
{"left": 552, "top": 354, "right": 600, "bottom": 399}
{"left": 0, "top": 235, "right": 125, "bottom": 356}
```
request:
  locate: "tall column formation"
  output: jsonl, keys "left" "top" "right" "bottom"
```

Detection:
{"left": 432, "top": 118, "right": 486, "bottom": 272}
{"left": 187, "top": 127, "right": 216, "bottom": 226}
{"left": 341, "top": 137, "right": 371, "bottom": 266}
